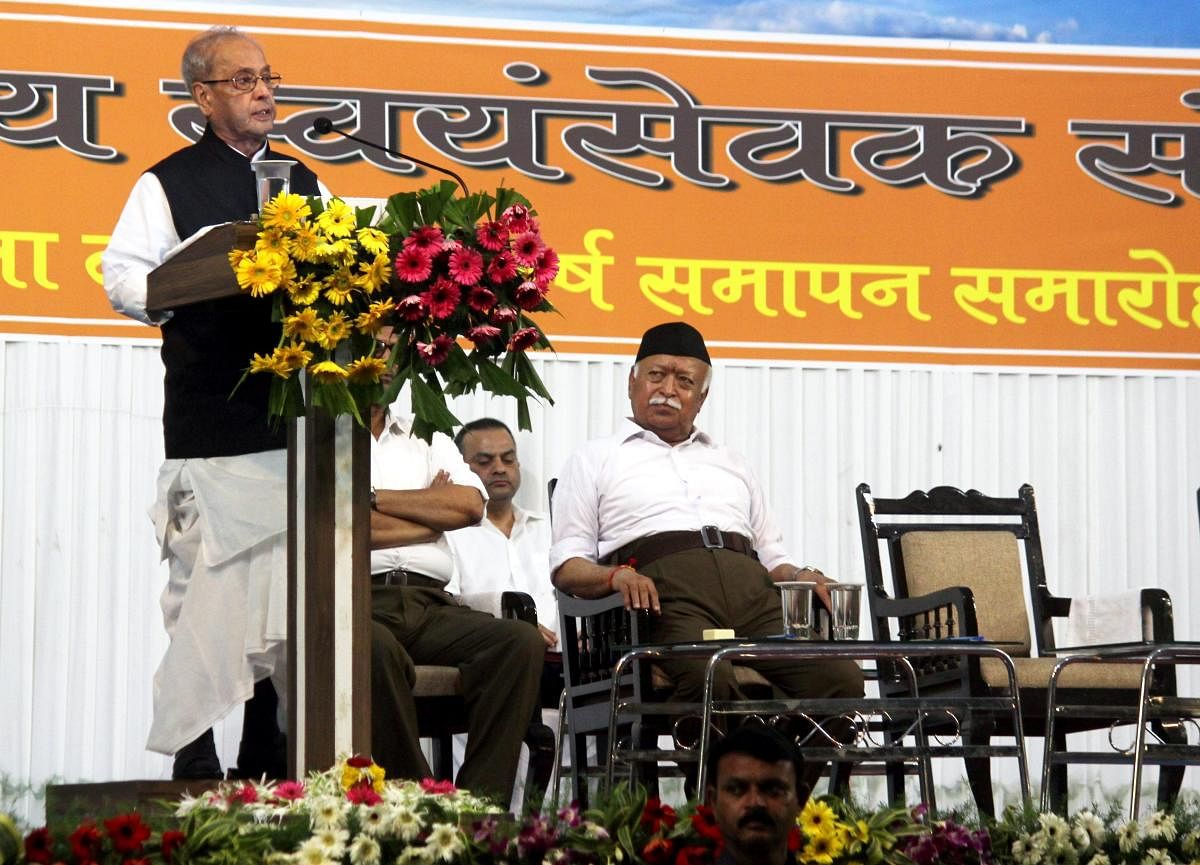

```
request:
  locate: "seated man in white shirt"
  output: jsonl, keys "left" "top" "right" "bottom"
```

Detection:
{"left": 448, "top": 418, "right": 558, "bottom": 649}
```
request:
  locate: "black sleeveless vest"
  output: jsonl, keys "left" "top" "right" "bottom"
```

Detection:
{"left": 149, "top": 123, "right": 321, "bottom": 459}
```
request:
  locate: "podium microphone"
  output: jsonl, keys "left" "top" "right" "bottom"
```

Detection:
{"left": 311, "top": 116, "right": 470, "bottom": 197}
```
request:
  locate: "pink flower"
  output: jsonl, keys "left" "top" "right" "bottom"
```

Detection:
{"left": 273, "top": 780, "right": 306, "bottom": 801}
{"left": 490, "top": 305, "right": 518, "bottom": 325}
{"left": 508, "top": 327, "right": 540, "bottom": 352}
{"left": 501, "top": 203, "right": 533, "bottom": 234}
{"left": 420, "top": 777, "right": 458, "bottom": 794}
{"left": 395, "top": 293, "right": 427, "bottom": 322}
{"left": 402, "top": 225, "right": 444, "bottom": 252}
{"left": 534, "top": 248, "right": 559, "bottom": 287}
{"left": 466, "top": 324, "right": 502, "bottom": 345}
{"left": 475, "top": 220, "right": 507, "bottom": 251}
{"left": 515, "top": 280, "right": 546, "bottom": 311}
{"left": 421, "top": 278, "right": 462, "bottom": 320}
{"left": 511, "top": 230, "right": 545, "bottom": 267}
{"left": 447, "top": 246, "right": 484, "bottom": 286}
{"left": 417, "top": 334, "right": 454, "bottom": 366}
{"left": 486, "top": 251, "right": 518, "bottom": 284}
{"left": 345, "top": 782, "right": 382, "bottom": 806}
{"left": 467, "top": 286, "right": 497, "bottom": 313}
{"left": 229, "top": 782, "right": 259, "bottom": 805}
{"left": 394, "top": 246, "right": 433, "bottom": 283}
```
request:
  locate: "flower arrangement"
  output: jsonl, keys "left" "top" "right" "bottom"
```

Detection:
{"left": 9, "top": 761, "right": 1200, "bottom": 865}
{"left": 230, "top": 180, "right": 556, "bottom": 441}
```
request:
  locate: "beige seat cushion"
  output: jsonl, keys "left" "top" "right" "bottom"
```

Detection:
{"left": 649, "top": 663, "right": 773, "bottom": 692}
{"left": 413, "top": 664, "right": 462, "bottom": 697}
{"left": 981, "top": 655, "right": 1146, "bottom": 690}
{"left": 900, "top": 531, "right": 1031, "bottom": 653}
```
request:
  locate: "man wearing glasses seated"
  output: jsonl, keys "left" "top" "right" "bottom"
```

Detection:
{"left": 102, "top": 26, "right": 325, "bottom": 780}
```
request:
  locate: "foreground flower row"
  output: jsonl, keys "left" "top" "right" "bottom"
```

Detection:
{"left": 6, "top": 757, "right": 1200, "bottom": 865}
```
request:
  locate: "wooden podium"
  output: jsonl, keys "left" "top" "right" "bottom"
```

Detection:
{"left": 148, "top": 228, "right": 372, "bottom": 775}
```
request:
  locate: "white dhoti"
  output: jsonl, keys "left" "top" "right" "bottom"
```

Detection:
{"left": 146, "top": 449, "right": 288, "bottom": 755}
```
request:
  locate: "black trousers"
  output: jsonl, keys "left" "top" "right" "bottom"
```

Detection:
{"left": 370, "top": 583, "right": 545, "bottom": 802}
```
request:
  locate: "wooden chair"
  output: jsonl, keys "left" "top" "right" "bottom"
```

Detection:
{"left": 855, "top": 482, "right": 1184, "bottom": 815}
{"left": 414, "top": 590, "right": 556, "bottom": 808}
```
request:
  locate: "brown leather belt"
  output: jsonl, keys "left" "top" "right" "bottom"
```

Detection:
{"left": 606, "top": 527, "right": 757, "bottom": 569}
{"left": 371, "top": 568, "right": 445, "bottom": 589}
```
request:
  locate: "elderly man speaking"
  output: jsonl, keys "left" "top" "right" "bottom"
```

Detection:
{"left": 549, "top": 322, "right": 863, "bottom": 774}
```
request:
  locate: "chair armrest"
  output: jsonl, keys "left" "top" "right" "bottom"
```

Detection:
{"left": 556, "top": 588, "right": 627, "bottom": 617}
{"left": 871, "top": 585, "right": 980, "bottom": 639}
{"left": 1140, "top": 587, "right": 1174, "bottom": 641}
{"left": 1034, "top": 585, "right": 1072, "bottom": 618}
{"left": 501, "top": 590, "right": 538, "bottom": 626}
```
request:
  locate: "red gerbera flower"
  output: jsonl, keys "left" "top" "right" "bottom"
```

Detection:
{"left": 533, "top": 248, "right": 559, "bottom": 287}
{"left": 490, "top": 305, "right": 518, "bottom": 325}
{"left": 467, "top": 286, "right": 497, "bottom": 313}
{"left": 675, "top": 844, "right": 715, "bottom": 865}
{"left": 475, "top": 220, "right": 507, "bottom": 252}
{"left": 416, "top": 334, "right": 454, "bottom": 366}
{"left": 486, "top": 251, "right": 518, "bottom": 284}
{"left": 421, "top": 277, "right": 462, "bottom": 320}
{"left": 501, "top": 203, "right": 533, "bottom": 234}
{"left": 466, "top": 324, "right": 502, "bottom": 346}
{"left": 507, "top": 327, "right": 540, "bottom": 352}
{"left": 690, "top": 805, "right": 723, "bottom": 843}
{"left": 24, "top": 828, "right": 53, "bottom": 864}
{"left": 229, "top": 782, "right": 259, "bottom": 805}
{"left": 273, "top": 780, "right": 306, "bottom": 801}
{"left": 345, "top": 782, "right": 382, "bottom": 806}
{"left": 346, "top": 754, "right": 374, "bottom": 768}
{"left": 510, "top": 230, "right": 545, "bottom": 267}
{"left": 787, "top": 825, "right": 804, "bottom": 852}
{"left": 395, "top": 294, "right": 427, "bottom": 322}
{"left": 69, "top": 822, "right": 103, "bottom": 862}
{"left": 394, "top": 246, "right": 433, "bottom": 283}
{"left": 514, "top": 280, "right": 546, "bottom": 311}
{"left": 103, "top": 814, "right": 151, "bottom": 855}
{"left": 420, "top": 777, "right": 458, "bottom": 794}
{"left": 159, "top": 830, "right": 186, "bottom": 864}
{"left": 402, "top": 224, "right": 444, "bottom": 252}
{"left": 447, "top": 246, "right": 484, "bottom": 286}
{"left": 641, "top": 836, "right": 675, "bottom": 865}
{"left": 640, "top": 797, "right": 678, "bottom": 833}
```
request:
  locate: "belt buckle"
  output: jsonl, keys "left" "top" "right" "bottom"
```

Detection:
{"left": 386, "top": 568, "right": 408, "bottom": 586}
{"left": 700, "top": 525, "right": 724, "bottom": 549}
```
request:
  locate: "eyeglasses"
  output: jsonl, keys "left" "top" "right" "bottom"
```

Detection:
{"left": 199, "top": 73, "right": 282, "bottom": 92}
{"left": 373, "top": 339, "right": 393, "bottom": 358}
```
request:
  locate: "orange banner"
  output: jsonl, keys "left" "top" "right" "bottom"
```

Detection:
{"left": 2, "top": 3, "right": 1199, "bottom": 368}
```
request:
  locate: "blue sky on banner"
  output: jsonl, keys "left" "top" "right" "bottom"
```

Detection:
{"left": 160, "top": 0, "right": 1200, "bottom": 49}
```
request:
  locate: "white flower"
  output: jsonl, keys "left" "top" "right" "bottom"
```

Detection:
{"left": 311, "top": 826, "right": 350, "bottom": 859}
{"left": 1041, "top": 813, "right": 1072, "bottom": 845}
{"left": 175, "top": 794, "right": 203, "bottom": 818}
{"left": 295, "top": 838, "right": 336, "bottom": 865}
{"left": 309, "top": 795, "right": 348, "bottom": 830}
{"left": 1183, "top": 830, "right": 1200, "bottom": 855}
{"left": 1118, "top": 820, "right": 1142, "bottom": 853}
{"left": 1076, "top": 812, "right": 1107, "bottom": 845}
{"left": 349, "top": 834, "right": 382, "bottom": 865}
{"left": 1013, "top": 838, "right": 1030, "bottom": 859}
{"left": 390, "top": 806, "right": 424, "bottom": 842}
{"left": 1072, "top": 825, "right": 1093, "bottom": 851}
{"left": 583, "top": 822, "right": 610, "bottom": 840}
{"left": 1141, "top": 847, "right": 1174, "bottom": 865}
{"left": 1145, "top": 812, "right": 1178, "bottom": 843}
{"left": 1046, "top": 842, "right": 1080, "bottom": 865}
{"left": 424, "top": 823, "right": 465, "bottom": 862}
{"left": 1085, "top": 855, "right": 1111, "bottom": 865}
{"left": 397, "top": 847, "right": 433, "bottom": 864}
{"left": 358, "top": 805, "right": 389, "bottom": 836}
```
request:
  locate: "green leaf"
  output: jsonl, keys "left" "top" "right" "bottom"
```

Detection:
{"left": 475, "top": 354, "right": 526, "bottom": 397}
{"left": 408, "top": 372, "right": 461, "bottom": 441}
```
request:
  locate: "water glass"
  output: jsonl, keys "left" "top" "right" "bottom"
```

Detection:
{"left": 252, "top": 159, "right": 296, "bottom": 214}
{"left": 829, "top": 583, "right": 863, "bottom": 640}
{"left": 778, "top": 581, "right": 816, "bottom": 639}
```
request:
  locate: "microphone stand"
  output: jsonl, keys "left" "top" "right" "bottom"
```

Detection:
{"left": 311, "top": 118, "right": 470, "bottom": 197}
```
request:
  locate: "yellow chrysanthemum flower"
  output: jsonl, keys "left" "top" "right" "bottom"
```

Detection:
{"left": 249, "top": 351, "right": 288, "bottom": 377}
{"left": 283, "top": 308, "right": 320, "bottom": 341}
{"left": 799, "top": 800, "right": 839, "bottom": 839}
{"left": 309, "top": 359, "right": 348, "bottom": 382}
{"left": 801, "top": 829, "right": 845, "bottom": 865}
{"left": 277, "top": 341, "right": 313, "bottom": 371}
{"left": 346, "top": 355, "right": 388, "bottom": 384}
{"left": 262, "top": 192, "right": 312, "bottom": 231}
{"left": 356, "top": 226, "right": 389, "bottom": 256}
{"left": 317, "top": 198, "right": 356, "bottom": 238}
{"left": 229, "top": 247, "right": 249, "bottom": 268}
{"left": 324, "top": 271, "right": 355, "bottom": 307}
{"left": 288, "top": 275, "right": 322, "bottom": 306}
{"left": 356, "top": 253, "right": 392, "bottom": 294}
{"left": 354, "top": 299, "right": 396, "bottom": 333}
{"left": 314, "top": 312, "right": 352, "bottom": 350}
{"left": 235, "top": 251, "right": 284, "bottom": 297}
{"left": 256, "top": 226, "right": 290, "bottom": 257}
{"left": 290, "top": 223, "right": 321, "bottom": 262}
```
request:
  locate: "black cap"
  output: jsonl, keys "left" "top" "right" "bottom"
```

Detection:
{"left": 635, "top": 322, "right": 711, "bottom": 365}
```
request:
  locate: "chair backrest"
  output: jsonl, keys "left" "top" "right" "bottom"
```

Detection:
{"left": 856, "top": 482, "right": 1052, "bottom": 656}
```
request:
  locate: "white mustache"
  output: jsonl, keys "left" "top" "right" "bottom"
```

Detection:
{"left": 649, "top": 395, "right": 682, "bottom": 410}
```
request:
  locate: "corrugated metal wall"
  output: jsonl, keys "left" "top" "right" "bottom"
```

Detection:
{"left": 2, "top": 335, "right": 1198, "bottom": 819}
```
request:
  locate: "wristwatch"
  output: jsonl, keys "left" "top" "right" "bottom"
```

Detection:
{"left": 369, "top": 486, "right": 378, "bottom": 510}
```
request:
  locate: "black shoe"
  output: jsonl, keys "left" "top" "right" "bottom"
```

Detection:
{"left": 173, "top": 729, "right": 222, "bottom": 780}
